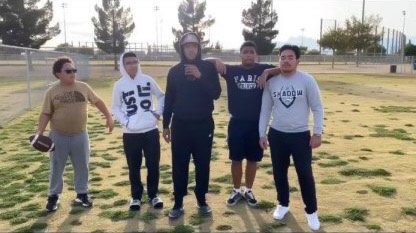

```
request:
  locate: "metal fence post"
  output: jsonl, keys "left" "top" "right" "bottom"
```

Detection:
{"left": 25, "top": 50, "right": 32, "bottom": 109}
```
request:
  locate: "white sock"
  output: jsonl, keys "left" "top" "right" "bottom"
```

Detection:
{"left": 233, "top": 187, "right": 241, "bottom": 193}
{"left": 245, "top": 188, "right": 252, "bottom": 193}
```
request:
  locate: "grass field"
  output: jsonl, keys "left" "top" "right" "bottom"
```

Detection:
{"left": 0, "top": 67, "right": 415, "bottom": 232}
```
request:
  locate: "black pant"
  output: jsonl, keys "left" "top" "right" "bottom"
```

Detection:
{"left": 171, "top": 117, "right": 214, "bottom": 206}
{"left": 123, "top": 129, "right": 160, "bottom": 200}
{"left": 268, "top": 128, "right": 317, "bottom": 214}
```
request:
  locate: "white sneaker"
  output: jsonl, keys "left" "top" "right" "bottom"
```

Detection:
{"left": 129, "top": 199, "right": 141, "bottom": 211}
{"left": 272, "top": 205, "right": 290, "bottom": 220}
{"left": 306, "top": 212, "right": 320, "bottom": 231}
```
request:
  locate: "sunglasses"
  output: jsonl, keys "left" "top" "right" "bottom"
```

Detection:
{"left": 64, "top": 69, "right": 77, "bottom": 74}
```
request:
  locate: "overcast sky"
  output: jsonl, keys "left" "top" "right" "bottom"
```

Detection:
{"left": 44, "top": 0, "right": 416, "bottom": 49}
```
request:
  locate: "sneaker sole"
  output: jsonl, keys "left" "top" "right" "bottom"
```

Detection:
{"left": 74, "top": 199, "right": 93, "bottom": 208}
{"left": 225, "top": 198, "right": 241, "bottom": 206}
{"left": 273, "top": 210, "right": 289, "bottom": 220}
{"left": 129, "top": 206, "right": 141, "bottom": 211}
{"left": 273, "top": 215, "right": 285, "bottom": 220}
{"left": 226, "top": 197, "right": 242, "bottom": 206}
{"left": 168, "top": 210, "right": 184, "bottom": 219}
{"left": 46, "top": 206, "right": 58, "bottom": 212}
{"left": 246, "top": 201, "right": 257, "bottom": 207}
{"left": 196, "top": 205, "right": 212, "bottom": 215}
{"left": 198, "top": 209, "right": 212, "bottom": 215}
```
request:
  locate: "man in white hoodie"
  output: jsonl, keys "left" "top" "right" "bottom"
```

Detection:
{"left": 112, "top": 52, "right": 165, "bottom": 211}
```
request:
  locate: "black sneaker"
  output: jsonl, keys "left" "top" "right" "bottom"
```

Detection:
{"left": 150, "top": 196, "right": 163, "bottom": 209}
{"left": 168, "top": 207, "right": 184, "bottom": 219}
{"left": 244, "top": 190, "right": 257, "bottom": 207}
{"left": 197, "top": 202, "right": 212, "bottom": 215}
{"left": 46, "top": 195, "right": 59, "bottom": 212}
{"left": 226, "top": 189, "right": 243, "bottom": 206}
{"left": 129, "top": 199, "right": 141, "bottom": 211}
{"left": 75, "top": 193, "right": 93, "bottom": 208}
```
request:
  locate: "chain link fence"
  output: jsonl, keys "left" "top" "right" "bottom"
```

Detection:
{"left": 0, "top": 44, "right": 90, "bottom": 126}
{"left": 1, "top": 44, "right": 414, "bottom": 126}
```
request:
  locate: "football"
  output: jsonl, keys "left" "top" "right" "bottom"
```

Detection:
{"left": 29, "top": 134, "right": 55, "bottom": 152}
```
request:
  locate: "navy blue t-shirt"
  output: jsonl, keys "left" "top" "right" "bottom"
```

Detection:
{"left": 223, "top": 63, "right": 275, "bottom": 122}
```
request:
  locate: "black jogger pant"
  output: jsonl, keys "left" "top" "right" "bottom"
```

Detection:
{"left": 171, "top": 117, "right": 214, "bottom": 206}
{"left": 123, "top": 129, "right": 160, "bottom": 200}
{"left": 268, "top": 128, "right": 318, "bottom": 214}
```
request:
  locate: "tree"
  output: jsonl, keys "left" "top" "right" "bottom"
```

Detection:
{"left": 0, "top": 0, "right": 60, "bottom": 48}
{"left": 366, "top": 43, "right": 386, "bottom": 56}
{"left": 306, "top": 49, "right": 321, "bottom": 55}
{"left": 172, "top": 0, "right": 215, "bottom": 53}
{"left": 405, "top": 40, "right": 416, "bottom": 56}
{"left": 318, "top": 28, "right": 349, "bottom": 68}
{"left": 366, "top": 14, "right": 383, "bottom": 28}
{"left": 55, "top": 43, "right": 94, "bottom": 55}
{"left": 299, "top": 46, "right": 308, "bottom": 55}
{"left": 344, "top": 16, "right": 380, "bottom": 66}
{"left": 241, "top": 0, "right": 278, "bottom": 55}
{"left": 214, "top": 41, "right": 222, "bottom": 51}
{"left": 91, "top": 0, "right": 135, "bottom": 70}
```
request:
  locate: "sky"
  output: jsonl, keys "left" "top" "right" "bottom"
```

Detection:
{"left": 44, "top": 0, "right": 416, "bottom": 50}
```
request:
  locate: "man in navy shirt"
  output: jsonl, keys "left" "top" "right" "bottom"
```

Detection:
{"left": 208, "top": 41, "right": 275, "bottom": 207}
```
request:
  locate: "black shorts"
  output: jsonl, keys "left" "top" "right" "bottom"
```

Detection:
{"left": 227, "top": 118, "right": 263, "bottom": 162}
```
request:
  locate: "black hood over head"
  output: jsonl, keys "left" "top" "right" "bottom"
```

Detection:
{"left": 179, "top": 32, "right": 202, "bottom": 63}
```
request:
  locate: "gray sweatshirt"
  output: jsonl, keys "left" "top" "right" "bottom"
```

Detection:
{"left": 259, "top": 70, "right": 324, "bottom": 137}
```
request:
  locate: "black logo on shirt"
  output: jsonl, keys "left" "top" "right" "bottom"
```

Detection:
{"left": 122, "top": 82, "right": 152, "bottom": 116}
{"left": 273, "top": 86, "right": 303, "bottom": 108}
{"left": 54, "top": 91, "right": 86, "bottom": 103}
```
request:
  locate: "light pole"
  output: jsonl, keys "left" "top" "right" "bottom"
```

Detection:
{"left": 154, "top": 5, "right": 160, "bottom": 51}
{"left": 361, "top": 0, "right": 365, "bottom": 23}
{"left": 0, "top": 17, "right": 3, "bottom": 44}
{"left": 61, "top": 3, "right": 67, "bottom": 46}
{"left": 401, "top": 11, "right": 406, "bottom": 62}
{"left": 301, "top": 28, "right": 305, "bottom": 46}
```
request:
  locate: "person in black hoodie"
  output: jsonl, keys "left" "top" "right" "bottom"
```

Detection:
{"left": 162, "top": 32, "right": 221, "bottom": 219}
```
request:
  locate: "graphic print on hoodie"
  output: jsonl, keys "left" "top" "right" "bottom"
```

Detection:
{"left": 112, "top": 53, "right": 165, "bottom": 134}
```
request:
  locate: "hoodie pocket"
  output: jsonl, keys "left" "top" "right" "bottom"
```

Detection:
{"left": 127, "top": 111, "right": 158, "bottom": 131}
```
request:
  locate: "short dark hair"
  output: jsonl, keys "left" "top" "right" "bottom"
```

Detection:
{"left": 240, "top": 41, "right": 257, "bottom": 52}
{"left": 279, "top": 45, "right": 301, "bottom": 59}
{"left": 122, "top": 52, "right": 137, "bottom": 63}
{"left": 52, "top": 56, "right": 73, "bottom": 79}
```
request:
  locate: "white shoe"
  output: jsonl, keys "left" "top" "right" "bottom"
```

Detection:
{"left": 129, "top": 199, "right": 141, "bottom": 211}
{"left": 306, "top": 212, "right": 320, "bottom": 231}
{"left": 273, "top": 205, "right": 289, "bottom": 220}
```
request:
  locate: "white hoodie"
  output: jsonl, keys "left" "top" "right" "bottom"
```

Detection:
{"left": 112, "top": 53, "right": 165, "bottom": 134}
